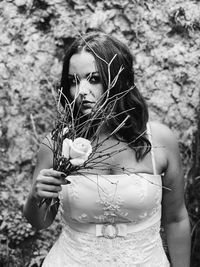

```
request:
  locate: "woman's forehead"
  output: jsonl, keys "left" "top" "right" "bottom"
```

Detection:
{"left": 69, "top": 51, "right": 97, "bottom": 76}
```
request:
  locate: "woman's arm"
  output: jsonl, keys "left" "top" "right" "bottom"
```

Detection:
{"left": 159, "top": 125, "right": 191, "bottom": 267}
{"left": 23, "top": 136, "right": 67, "bottom": 230}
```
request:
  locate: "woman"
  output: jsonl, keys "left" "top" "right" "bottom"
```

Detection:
{"left": 24, "top": 32, "right": 190, "bottom": 266}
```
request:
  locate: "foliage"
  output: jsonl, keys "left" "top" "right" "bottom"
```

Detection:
{"left": 0, "top": 186, "right": 62, "bottom": 267}
{"left": 0, "top": 210, "right": 35, "bottom": 247}
{"left": 0, "top": 208, "right": 36, "bottom": 267}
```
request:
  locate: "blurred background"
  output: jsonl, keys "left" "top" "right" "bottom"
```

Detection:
{"left": 0, "top": 0, "right": 199, "bottom": 266}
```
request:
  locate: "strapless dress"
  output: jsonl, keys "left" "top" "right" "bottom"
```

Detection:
{"left": 42, "top": 173, "right": 170, "bottom": 266}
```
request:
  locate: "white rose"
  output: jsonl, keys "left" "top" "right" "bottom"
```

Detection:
{"left": 62, "top": 138, "right": 72, "bottom": 158}
{"left": 62, "top": 137, "right": 92, "bottom": 166}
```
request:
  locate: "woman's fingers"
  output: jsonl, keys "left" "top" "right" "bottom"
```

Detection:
{"left": 36, "top": 184, "right": 62, "bottom": 198}
{"left": 37, "top": 184, "right": 62, "bottom": 193}
{"left": 33, "top": 169, "right": 70, "bottom": 199}
{"left": 40, "top": 169, "right": 66, "bottom": 179}
{"left": 37, "top": 175, "right": 64, "bottom": 185}
{"left": 37, "top": 169, "right": 69, "bottom": 185}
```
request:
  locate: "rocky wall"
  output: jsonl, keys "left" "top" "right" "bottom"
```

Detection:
{"left": 0, "top": 0, "right": 199, "bottom": 177}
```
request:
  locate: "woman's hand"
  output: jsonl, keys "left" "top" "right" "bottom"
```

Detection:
{"left": 31, "top": 169, "right": 69, "bottom": 201}
{"left": 24, "top": 139, "right": 70, "bottom": 229}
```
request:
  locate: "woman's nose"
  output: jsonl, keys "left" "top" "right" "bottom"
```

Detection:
{"left": 78, "top": 79, "right": 90, "bottom": 96}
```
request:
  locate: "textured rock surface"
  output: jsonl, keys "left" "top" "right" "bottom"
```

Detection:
{"left": 0, "top": 0, "right": 199, "bottom": 265}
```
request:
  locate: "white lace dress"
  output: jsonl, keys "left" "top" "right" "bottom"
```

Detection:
{"left": 42, "top": 172, "right": 170, "bottom": 267}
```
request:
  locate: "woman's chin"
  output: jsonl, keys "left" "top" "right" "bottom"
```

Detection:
{"left": 80, "top": 108, "right": 92, "bottom": 116}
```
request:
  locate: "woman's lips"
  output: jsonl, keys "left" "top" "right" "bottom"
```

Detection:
{"left": 82, "top": 101, "right": 94, "bottom": 108}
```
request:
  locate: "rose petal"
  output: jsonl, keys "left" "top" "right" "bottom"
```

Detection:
{"left": 70, "top": 138, "right": 92, "bottom": 159}
{"left": 70, "top": 145, "right": 86, "bottom": 159}
{"left": 86, "top": 146, "right": 92, "bottom": 156}
{"left": 70, "top": 158, "right": 85, "bottom": 166}
{"left": 73, "top": 138, "right": 91, "bottom": 153}
{"left": 62, "top": 138, "right": 73, "bottom": 158}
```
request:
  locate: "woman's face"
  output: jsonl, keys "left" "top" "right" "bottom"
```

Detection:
{"left": 68, "top": 51, "right": 104, "bottom": 115}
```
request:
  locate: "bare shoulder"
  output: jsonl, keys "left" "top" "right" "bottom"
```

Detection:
{"left": 149, "top": 121, "right": 179, "bottom": 149}
{"left": 148, "top": 121, "right": 181, "bottom": 174}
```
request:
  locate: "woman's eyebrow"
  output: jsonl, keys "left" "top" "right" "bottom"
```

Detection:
{"left": 87, "top": 71, "right": 99, "bottom": 76}
{"left": 68, "top": 72, "right": 99, "bottom": 78}
{"left": 86, "top": 72, "right": 99, "bottom": 80}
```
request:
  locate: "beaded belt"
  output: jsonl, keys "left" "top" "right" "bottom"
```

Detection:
{"left": 96, "top": 223, "right": 128, "bottom": 239}
{"left": 66, "top": 218, "right": 160, "bottom": 239}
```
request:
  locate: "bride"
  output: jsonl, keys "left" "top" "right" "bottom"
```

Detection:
{"left": 24, "top": 32, "right": 190, "bottom": 266}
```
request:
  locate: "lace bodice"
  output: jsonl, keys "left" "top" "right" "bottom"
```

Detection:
{"left": 42, "top": 173, "right": 170, "bottom": 266}
{"left": 60, "top": 173, "right": 162, "bottom": 229}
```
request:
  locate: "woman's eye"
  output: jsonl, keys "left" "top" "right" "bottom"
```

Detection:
{"left": 89, "top": 76, "right": 101, "bottom": 84}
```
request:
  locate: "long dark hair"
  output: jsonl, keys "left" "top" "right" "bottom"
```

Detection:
{"left": 60, "top": 32, "right": 151, "bottom": 161}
